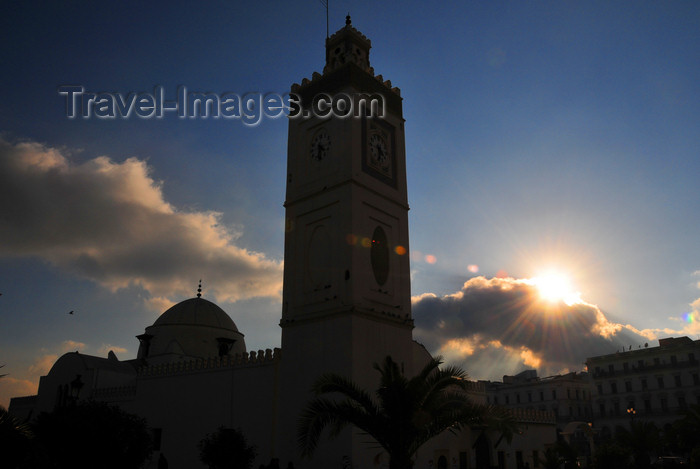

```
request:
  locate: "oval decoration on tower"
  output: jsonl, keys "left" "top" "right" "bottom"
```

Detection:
{"left": 370, "top": 226, "right": 389, "bottom": 286}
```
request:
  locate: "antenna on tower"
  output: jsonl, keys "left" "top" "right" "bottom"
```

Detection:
{"left": 320, "top": 0, "right": 329, "bottom": 39}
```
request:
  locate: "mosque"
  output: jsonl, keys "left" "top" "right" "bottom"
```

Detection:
{"left": 9, "top": 19, "right": 556, "bottom": 469}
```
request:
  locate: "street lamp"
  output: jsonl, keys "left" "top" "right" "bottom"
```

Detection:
{"left": 69, "top": 374, "right": 84, "bottom": 401}
{"left": 626, "top": 407, "right": 636, "bottom": 426}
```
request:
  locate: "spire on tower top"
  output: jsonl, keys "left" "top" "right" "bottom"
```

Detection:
{"left": 346, "top": 14, "right": 351, "bottom": 26}
{"left": 196, "top": 279, "right": 202, "bottom": 298}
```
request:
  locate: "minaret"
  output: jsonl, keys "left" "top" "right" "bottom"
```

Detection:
{"left": 277, "top": 18, "right": 414, "bottom": 468}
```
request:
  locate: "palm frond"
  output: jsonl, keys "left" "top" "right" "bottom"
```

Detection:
{"left": 298, "top": 355, "right": 516, "bottom": 466}
{"left": 312, "top": 372, "right": 379, "bottom": 416}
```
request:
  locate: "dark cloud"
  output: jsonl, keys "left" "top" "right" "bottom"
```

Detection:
{"left": 0, "top": 139, "right": 283, "bottom": 305}
{"left": 412, "top": 276, "right": 653, "bottom": 380}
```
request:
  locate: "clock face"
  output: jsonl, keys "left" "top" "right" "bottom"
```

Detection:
{"left": 310, "top": 129, "right": 331, "bottom": 162}
{"left": 368, "top": 133, "right": 389, "bottom": 168}
{"left": 362, "top": 118, "right": 396, "bottom": 187}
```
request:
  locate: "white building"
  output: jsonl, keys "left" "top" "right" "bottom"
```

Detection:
{"left": 484, "top": 370, "right": 593, "bottom": 429}
{"left": 586, "top": 336, "right": 700, "bottom": 438}
{"left": 10, "top": 19, "right": 557, "bottom": 469}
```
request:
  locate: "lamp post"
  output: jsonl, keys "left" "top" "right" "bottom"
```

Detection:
{"left": 69, "top": 374, "right": 84, "bottom": 403}
{"left": 626, "top": 407, "right": 636, "bottom": 427}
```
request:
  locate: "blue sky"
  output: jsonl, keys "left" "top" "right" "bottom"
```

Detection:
{"left": 1, "top": 1, "right": 699, "bottom": 407}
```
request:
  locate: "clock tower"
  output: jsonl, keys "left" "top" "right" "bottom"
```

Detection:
{"left": 277, "top": 17, "right": 415, "bottom": 468}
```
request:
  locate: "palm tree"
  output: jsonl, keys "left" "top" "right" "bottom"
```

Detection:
{"left": 298, "top": 355, "right": 517, "bottom": 469}
{"left": 0, "top": 405, "right": 33, "bottom": 469}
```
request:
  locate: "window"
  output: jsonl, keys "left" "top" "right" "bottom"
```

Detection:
{"left": 679, "top": 396, "right": 687, "bottom": 409}
{"left": 623, "top": 362, "right": 629, "bottom": 372}
{"left": 533, "top": 450, "right": 540, "bottom": 468}
{"left": 599, "top": 403, "right": 606, "bottom": 417}
{"left": 638, "top": 359, "right": 644, "bottom": 368}
{"left": 609, "top": 364, "right": 615, "bottom": 373}
{"left": 567, "top": 389, "right": 571, "bottom": 399}
{"left": 528, "top": 392, "right": 532, "bottom": 403}
{"left": 613, "top": 402, "right": 620, "bottom": 415}
{"left": 459, "top": 452, "right": 467, "bottom": 469}
{"left": 494, "top": 396, "right": 498, "bottom": 405}
{"left": 675, "top": 375, "right": 682, "bottom": 387}
{"left": 658, "top": 377, "right": 665, "bottom": 389}
{"left": 661, "top": 398, "right": 668, "bottom": 412}
{"left": 625, "top": 381, "right": 632, "bottom": 392}
{"left": 689, "top": 353, "right": 696, "bottom": 363}
{"left": 654, "top": 357, "right": 660, "bottom": 365}
{"left": 596, "top": 384, "right": 603, "bottom": 395}
{"left": 641, "top": 378, "right": 648, "bottom": 390}
{"left": 552, "top": 389, "right": 557, "bottom": 400}
{"left": 516, "top": 393, "right": 521, "bottom": 404}
{"left": 611, "top": 382, "right": 618, "bottom": 394}
{"left": 505, "top": 395, "right": 510, "bottom": 405}
{"left": 497, "top": 452, "right": 505, "bottom": 469}
{"left": 644, "top": 399, "right": 651, "bottom": 412}
{"left": 576, "top": 389, "right": 580, "bottom": 399}
{"left": 540, "top": 391, "right": 544, "bottom": 401}
{"left": 693, "top": 374, "right": 699, "bottom": 385}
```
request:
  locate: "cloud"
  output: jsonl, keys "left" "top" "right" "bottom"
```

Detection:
{"left": 0, "top": 138, "right": 283, "bottom": 304}
{"left": 0, "top": 377, "right": 37, "bottom": 409}
{"left": 145, "top": 296, "right": 177, "bottom": 313}
{"left": 60, "top": 340, "right": 86, "bottom": 352}
{"left": 96, "top": 344, "right": 129, "bottom": 356}
{"left": 413, "top": 276, "right": 652, "bottom": 380}
{"left": 27, "top": 354, "right": 58, "bottom": 377}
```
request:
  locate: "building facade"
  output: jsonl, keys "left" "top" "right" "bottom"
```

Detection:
{"left": 586, "top": 336, "right": 700, "bottom": 438}
{"left": 484, "top": 370, "right": 593, "bottom": 429}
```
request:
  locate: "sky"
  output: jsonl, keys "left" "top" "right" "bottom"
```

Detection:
{"left": 1, "top": 1, "right": 699, "bottom": 408}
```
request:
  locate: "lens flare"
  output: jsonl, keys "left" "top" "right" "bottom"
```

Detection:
{"left": 424, "top": 254, "right": 437, "bottom": 264}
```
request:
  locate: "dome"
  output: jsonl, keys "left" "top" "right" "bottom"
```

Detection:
{"left": 140, "top": 297, "right": 246, "bottom": 362}
{"left": 154, "top": 297, "right": 239, "bottom": 331}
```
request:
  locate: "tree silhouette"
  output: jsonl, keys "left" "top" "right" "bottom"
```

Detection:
{"left": 0, "top": 405, "right": 33, "bottom": 469}
{"left": 672, "top": 404, "right": 700, "bottom": 467}
{"left": 298, "top": 355, "right": 517, "bottom": 469}
{"left": 31, "top": 400, "right": 152, "bottom": 469}
{"left": 614, "top": 421, "right": 660, "bottom": 469}
{"left": 592, "top": 441, "right": 632, "bottom": 469}
{"left": 198, "top": 426, "right": 257, "bottom": 469}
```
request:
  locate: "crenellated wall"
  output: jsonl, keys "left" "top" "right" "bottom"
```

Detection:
{"left": 137, "top": 348, "right": 281, "bottom": 377}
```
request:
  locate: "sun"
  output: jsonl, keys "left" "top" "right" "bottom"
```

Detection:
{"left": 531, "top": 271, "right": 583, "bottom": 306}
